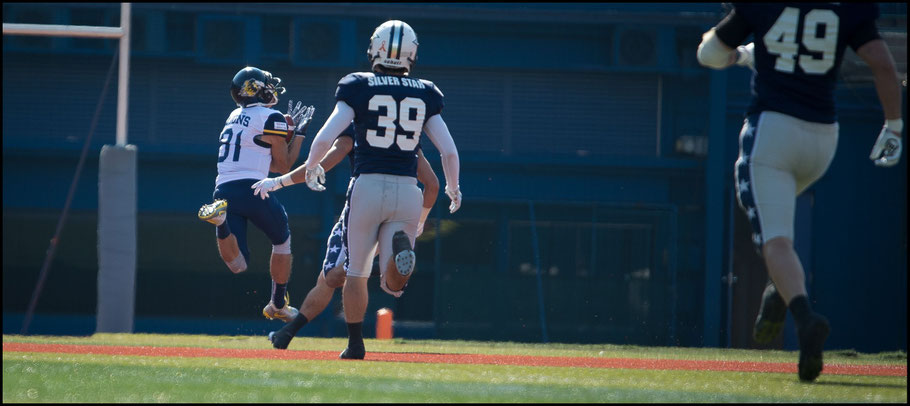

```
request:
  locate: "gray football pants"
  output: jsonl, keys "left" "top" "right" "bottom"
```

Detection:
{"left": 735, "top": 111, "right": 838, "bottom": 246}
{"left": 343, "top": 173, "right": 423, "bottom": 278}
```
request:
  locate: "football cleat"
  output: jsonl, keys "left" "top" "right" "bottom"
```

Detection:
{"left": 198, "top": 200, "right": 228, "bottom": 226}
{"left": 753, "top": 283, "right": 787, "bottom": 344}
{"left": 339, "top": 346, "right": 365, "bottom": 360}
{"left": 393, "top": 231, "right": 415, "bottom": 278}
{"left": 262, "top": 293, "right": 299, "bottom": 322}
{"left": 268, "top": 328, "right": 295, "bottom": 350}
{"left": 797, "top": 313, "right": 830, "bottom": 382}
{"left": 383, "top": 230, "right": 415, "bottom": 293}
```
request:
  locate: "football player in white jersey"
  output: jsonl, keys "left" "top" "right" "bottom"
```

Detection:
{"left": 252, "top": 20, "right": 462, "bottom": 359}
{"left": 197, "top": 66, "right": 315, "bottom": 322}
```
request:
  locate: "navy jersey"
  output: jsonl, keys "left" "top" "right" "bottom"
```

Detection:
{"left": 335, "top": 72, "right": 444, "bottom": 177}
{"left": 716, "top": 3, "right": 881, "bottom": 123}
{"left": 337, "top": 123, "right": 356, "bottom": 173}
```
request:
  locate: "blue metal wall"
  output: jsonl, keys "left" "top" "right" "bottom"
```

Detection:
{"left": 2, "top": 3, "right": 905, "bottom": 352}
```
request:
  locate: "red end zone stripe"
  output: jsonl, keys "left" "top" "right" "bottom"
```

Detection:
{"left": 3, "top": 342, "right": 905, "bottom": 377}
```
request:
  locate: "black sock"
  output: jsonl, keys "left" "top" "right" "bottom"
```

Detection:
{"left": 347, "top": 322, "right": 364, "bottom": 349}
{"left": 272, "top": 282, "right": 287, "bottom": 308}
{"left": 788, "top": 295, "right": 812, "bottom": 327}
{"left": 216, "top": 221, "right": 231, "bottom": 239}
{"left": 285, "top": 314, "right": 310, "bottom": 335}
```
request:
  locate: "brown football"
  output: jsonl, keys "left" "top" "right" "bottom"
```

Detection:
{"left": 283, "top": 114, "right": 295, "bottom": 142}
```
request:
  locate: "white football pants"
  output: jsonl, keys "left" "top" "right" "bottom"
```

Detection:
{"left": 734, "top": 111, "right": 838, "bottom": 246}
{"left": 343, "top": 173, "right": 422, "bottom": 278}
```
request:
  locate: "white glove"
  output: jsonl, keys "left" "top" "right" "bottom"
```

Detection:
{"left": 445, "top": 185, "right": 462, "bottom": 214}
{"left": 416, "top": 222, "right": 425, "bottom": 238}
{"left": 870, "top": 123, "right": 903, "bottom": 167}
{"left": 735, "top": 42, "right": 754, "bottom": 69}
{"left": 251, "top": 176, "right": 286, "bottom": 199}
{"left": 305, "top": 164, "right": 326, "bottom": 191}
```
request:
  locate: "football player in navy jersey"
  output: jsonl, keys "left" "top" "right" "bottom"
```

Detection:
{"left": 257, "top": 123, "right": 440, "bottom": 350}
{"left": 252, "top": 20, "right": 462, "bottom": 359}
{"left": 197, "top": 67, "right": 315, "bottom": 323}
{"left": 698, "top": 3, "right": 903, "bottom": 382}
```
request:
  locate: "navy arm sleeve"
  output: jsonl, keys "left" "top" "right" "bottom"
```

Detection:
{"left": 256, "top": 112, "right": 289, "bottom": 147}
{"left": 714, "top": 7, "right": 752, "bottom": 48}
{"left": 848, "top": 20, "right": 882, "bottom": 51}
{"left": 425, "top": 81, "right": 445, "bottom": 118}
{"left": 335, "top": 74, "right": 363, "bottom": 105}
{"left": 337, "top": 123, "right": 355, "bottom": 140}
{"left": 846, "top": 4, "right": 882, "bottom": 51}
{"left": 263, "top": 112, "right": 289, "bottom": 137}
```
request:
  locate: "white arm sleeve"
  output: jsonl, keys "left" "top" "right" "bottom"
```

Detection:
{"left": 697, "top": 28, "right": 736, "bottom": 70}
{"left": 305, "top": 101, "right": 355, "bottom": 170}
{"left": 424, "top": 114, "right": 460, "bottom": 190}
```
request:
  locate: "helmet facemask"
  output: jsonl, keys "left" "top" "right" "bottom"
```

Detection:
{"left": 260, "top": 71, "right": 285, "bottom": 107}
{"left": 233, "top": 67, "right": 286, "bottom": 107}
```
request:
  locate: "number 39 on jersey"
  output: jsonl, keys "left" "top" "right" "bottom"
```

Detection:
{"left": 334, "top": 71, "right": 444, "bottom": 177}
{"left": 366, "top": 95, "right": 426, "bottom": 151}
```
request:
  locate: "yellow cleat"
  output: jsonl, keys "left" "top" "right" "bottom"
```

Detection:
{"left": 198, "top": 200, "right": 228, "bottom": 226}
{"left": 263, "top": 292, "right": 299, "bottom": 322}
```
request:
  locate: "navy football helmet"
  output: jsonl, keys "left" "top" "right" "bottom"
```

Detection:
{"left": 231, "top": 67, "right": 285, "bottom": 107}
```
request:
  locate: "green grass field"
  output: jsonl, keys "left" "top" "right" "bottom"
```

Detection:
{"left": 3, "top": 334, "right": 907, "bottom": 403}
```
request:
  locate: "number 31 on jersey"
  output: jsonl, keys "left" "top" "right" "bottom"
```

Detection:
{"left": 366, "top": 95, "right": 425, "bottom": 151}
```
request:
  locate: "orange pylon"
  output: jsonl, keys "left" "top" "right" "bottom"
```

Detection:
{"left": 376, "top": 308, "right": 393, "bottom": 340}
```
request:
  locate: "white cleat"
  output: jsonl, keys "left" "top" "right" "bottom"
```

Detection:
{"left": 393, "top": 231, "right": 415, "bottom": 277}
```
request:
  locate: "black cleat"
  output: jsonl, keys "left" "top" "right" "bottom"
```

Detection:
{"left": 797, "top": 313, "right": 830, "bottom": 382}
{"left": 753, "top": 283, "right": 788, "bottom": 344}
{"left": 268, "top": 328, "right": 294, "bottom": 350}
{"left": 339, "top": 347, "right": 365, "bottom": 360}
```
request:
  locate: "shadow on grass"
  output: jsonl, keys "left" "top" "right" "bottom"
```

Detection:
{"left": 813, "top": 381, "right": 907, "bottom": 390}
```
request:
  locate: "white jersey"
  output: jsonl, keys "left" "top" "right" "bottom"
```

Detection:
{"left": 215, "top": 105, "right": 288, "bottom": 186}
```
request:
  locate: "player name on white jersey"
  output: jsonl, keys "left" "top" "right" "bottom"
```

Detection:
{"left": 227, "top": 114, "right": 252, "bottom": 127}
{"left": 367, "top": 75, "right": 426, "bottom": 89}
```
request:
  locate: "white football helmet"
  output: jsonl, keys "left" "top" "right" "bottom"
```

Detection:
{"left": 367, "top": 20, "right": 418, "bottom": 73}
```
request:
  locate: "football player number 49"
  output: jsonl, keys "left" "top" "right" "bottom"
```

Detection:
{"left": 764, "top": 7, "right": 838, "bottom": 75}
{"left": 367, "top": 95, "right": 426, "bottom": 151}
